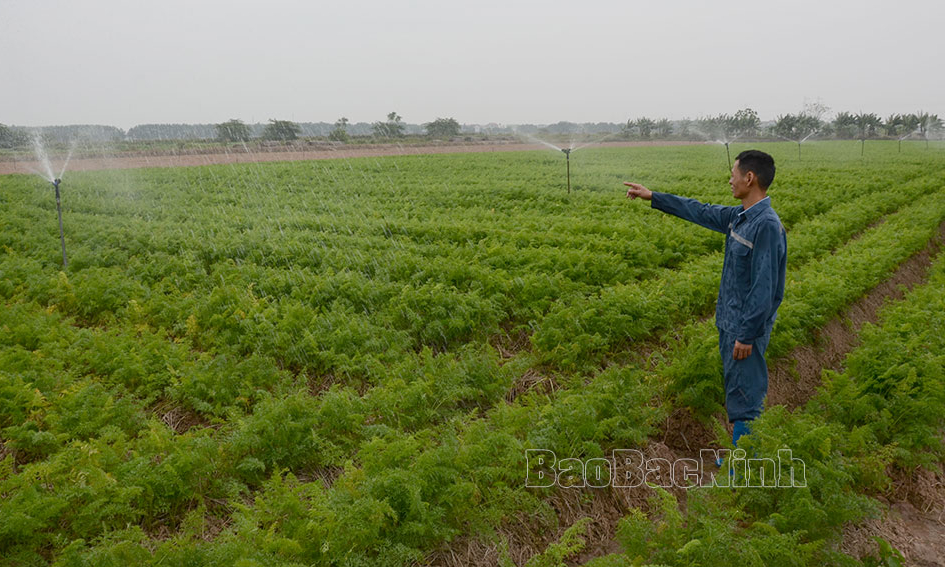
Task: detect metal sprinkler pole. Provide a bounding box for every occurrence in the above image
[52,178,67,268]
[566,153,571,194]
[725,143,731,170]
[562,148,571,193]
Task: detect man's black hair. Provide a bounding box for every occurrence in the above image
[735,149,776,190]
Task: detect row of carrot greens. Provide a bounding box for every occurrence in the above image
[1,141,943,565]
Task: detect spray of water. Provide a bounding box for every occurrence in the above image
[58,139,79,179]
[519,132,565,152]
[570,131,617,151]
[31,133,56,182]
[690,126,738,146]
[514,130,611,193]
[895,127,921,152]
[689,127,737,168]
[774,128,820,160]
[516,129,615,154]
[29,133,78,182]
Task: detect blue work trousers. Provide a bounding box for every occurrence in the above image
[718,326,771,422]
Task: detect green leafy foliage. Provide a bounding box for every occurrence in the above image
[524,516,592,567]
[1,142,944,565]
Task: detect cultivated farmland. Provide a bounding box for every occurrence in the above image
[1,141,944,565]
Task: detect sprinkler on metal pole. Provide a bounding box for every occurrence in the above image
[561,148,571,193]
[725,142,731,170]
[52,178,67,268]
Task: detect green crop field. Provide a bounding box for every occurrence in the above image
[1,141,944,566]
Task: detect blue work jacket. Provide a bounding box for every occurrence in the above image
[651,192,787,344]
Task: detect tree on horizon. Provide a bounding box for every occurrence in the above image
[262,119,301,141]
[372,112,406,138]
[216,119,252,142]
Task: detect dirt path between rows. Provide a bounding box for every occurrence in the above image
[0,140,702,176]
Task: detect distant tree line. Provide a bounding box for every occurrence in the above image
[0,123,30,149]
[3,108,942,150]
[622,106,943,143]
[771,108,941,143]
[0,124,125,146]
[216,113,462,143]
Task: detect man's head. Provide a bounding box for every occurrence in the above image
[730,150,775,199]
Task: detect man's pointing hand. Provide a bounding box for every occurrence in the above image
[624,182,653,200]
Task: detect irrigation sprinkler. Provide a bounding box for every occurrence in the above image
[518,131,614,193]
[561,148,571,194]
[798,130,818,160]
[896,127,920,153]
[691,126,735,170]
[52,178,68,268]
[776,135,801,161]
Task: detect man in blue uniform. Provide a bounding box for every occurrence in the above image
[624,150,787,450]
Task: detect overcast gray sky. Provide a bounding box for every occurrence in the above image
[2,0,942,129]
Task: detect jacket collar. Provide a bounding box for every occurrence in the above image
[738,196,771,221]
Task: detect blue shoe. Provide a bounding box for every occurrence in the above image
[732,420,751,448]
[730,420,755,484]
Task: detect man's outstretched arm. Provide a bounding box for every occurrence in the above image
[625,182,734,234]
